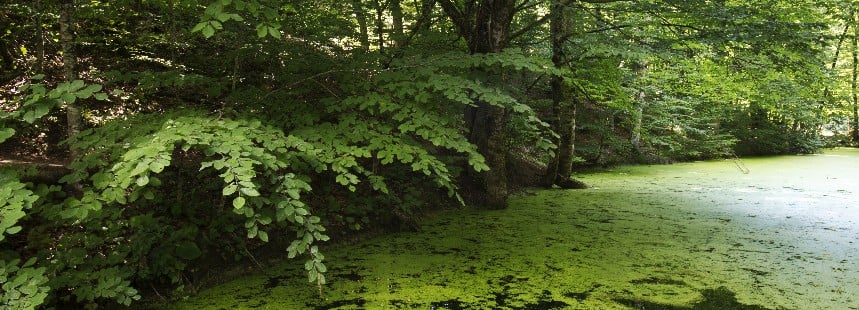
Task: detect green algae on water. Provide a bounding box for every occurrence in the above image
[165,148,859,309]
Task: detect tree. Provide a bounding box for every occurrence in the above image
[436,0,518,208]
[543,0,585,188]
[0,0,848,308]
[852,10,859,143]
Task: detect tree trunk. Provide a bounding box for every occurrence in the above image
[372,0,386,53]
[542,0,585,189]
[439,0,516,209]
[822,22,849,106]
[35,0,47,73]
[60,0,81,159]
[390,0,404,47]
[352,0,370,50]
[852,11,859,144]
[631,96,643,150]
[415,0,436,32]
[630,62,647,157]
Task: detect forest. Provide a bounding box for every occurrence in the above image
[1,0,857,308]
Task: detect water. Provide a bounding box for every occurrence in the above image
[166,148,859,309]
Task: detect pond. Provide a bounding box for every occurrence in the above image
[166,148,859,309]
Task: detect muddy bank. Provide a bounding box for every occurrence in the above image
[163,148,859,309]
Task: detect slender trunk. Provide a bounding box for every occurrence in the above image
[372,0,386,53]
[544,0,586,188]
[820,21,850,124]
[630,63,647,156]
[399,0,436,47]
[631,94,644,151]
[60,0,81,158]
[36,0,46,72]
[831,23,850,72]
[852,11,859,143]
[390,0,404,47]
[416,0,436,32]
[352,0,370,50]
[544,0,576,187]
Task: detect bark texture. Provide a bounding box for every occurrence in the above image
[60,0,81,159]
[543,0,584,189]
[390,0,404,47]
[439,0,516,209]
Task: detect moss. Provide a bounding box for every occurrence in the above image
[162,148,859,309]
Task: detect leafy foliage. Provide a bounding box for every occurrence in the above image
[0,0,848,308]
[0,173,51,309]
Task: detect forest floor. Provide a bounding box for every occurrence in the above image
[155,148,859,309]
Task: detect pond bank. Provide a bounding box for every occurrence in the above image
[163,148,859,309]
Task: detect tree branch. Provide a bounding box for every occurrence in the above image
[436,0,471,40]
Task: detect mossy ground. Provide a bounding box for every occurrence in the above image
[164,149,859,309]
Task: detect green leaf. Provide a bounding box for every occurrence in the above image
[258,230,268,242]
[61,92,77,104]
[69,80,85,90]
[175,241,202,260]
[136,175,149,187]
[314,261,327,273]
[232,196,246,209]
[94,93,109,101]
[268,27,281,39]
[202,25,215,38]
[5,226,22,235]
[149,161,166,173]
[191,22,207,33]
[240,187,260,197]
[216,12,231,22]
[91,172,112,189]
[223,184,238,196]
[256,24,267,38]
[0,128,14,143]
[77,84,102,99]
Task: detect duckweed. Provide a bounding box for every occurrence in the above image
[167,149,859,309]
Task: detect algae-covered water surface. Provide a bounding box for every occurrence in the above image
[168,149,859,309]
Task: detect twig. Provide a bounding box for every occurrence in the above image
[150,282,168,303]
[243,245,266,271]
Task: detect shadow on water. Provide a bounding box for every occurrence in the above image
[312,298,367,310]
[426,287,760,310]
[615,287,768,310]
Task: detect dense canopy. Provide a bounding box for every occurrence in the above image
[1,0,857,308]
